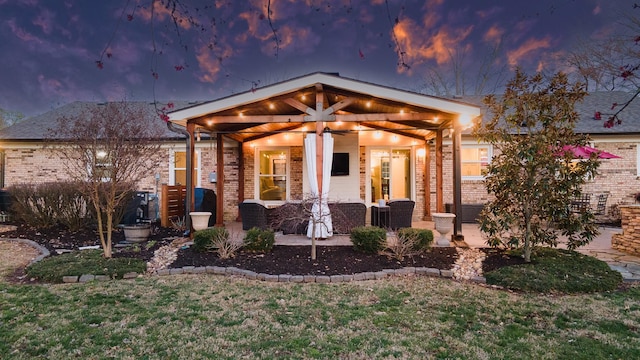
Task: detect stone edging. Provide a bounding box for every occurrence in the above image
[62,266,487,284]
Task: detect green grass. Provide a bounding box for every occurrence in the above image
[25,250,146,283]
[1,276,639,359]
[485,247,623,293]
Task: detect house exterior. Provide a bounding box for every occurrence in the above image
[1,73,639,230]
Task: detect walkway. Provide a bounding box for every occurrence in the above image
[236,221,640,282]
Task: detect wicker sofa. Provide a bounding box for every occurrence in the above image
[328,200,367,234]
[238,199,272,230]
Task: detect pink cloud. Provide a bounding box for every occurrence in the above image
[593,5,602,15]
[483,25,504,44]
[195,43,234,83]
[507,37,552,67]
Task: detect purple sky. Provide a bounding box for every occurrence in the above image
[0,0,633,117]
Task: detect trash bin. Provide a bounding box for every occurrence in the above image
[194,188,216,227]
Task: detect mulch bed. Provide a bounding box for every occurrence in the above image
[1,223,528,280]
[171,245,459,276]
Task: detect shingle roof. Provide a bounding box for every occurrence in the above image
[0,101,203,141]
[458,91,640,135]
[3,92,640,141]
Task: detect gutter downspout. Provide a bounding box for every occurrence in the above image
[166,121,192,232]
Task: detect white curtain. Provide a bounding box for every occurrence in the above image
[304,133,334,238]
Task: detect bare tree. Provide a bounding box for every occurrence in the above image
[0,108,24,129]
[47,101,164,258]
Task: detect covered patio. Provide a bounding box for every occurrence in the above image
[168,72,481,238]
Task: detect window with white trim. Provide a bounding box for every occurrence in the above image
[256,148,288,201]
[169,150,201,186]
[461,145,491,179]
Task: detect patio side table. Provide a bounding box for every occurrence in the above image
[371,204,390,228]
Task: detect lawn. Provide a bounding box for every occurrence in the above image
[1,275,639,359]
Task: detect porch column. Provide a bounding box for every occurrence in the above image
[236,141,244,222]
[423,140,431,220]
[186,122,195,232]
[452,125,463,238]
[216,135,224,226]
[435,129,443,213]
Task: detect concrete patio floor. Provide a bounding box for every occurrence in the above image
[225,220,640,282]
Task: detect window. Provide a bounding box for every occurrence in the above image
[461,145,491,179]
[169,150,201,186]
[256,148,288,201]
[88,149,112,182]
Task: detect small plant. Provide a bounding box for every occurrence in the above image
[350,226,386,254]
[398,228,433,251]
[170,216,186,231]
[192,227,241,259]
[145,240,157,250]
[243,227,275,252]
[383,228,434,261]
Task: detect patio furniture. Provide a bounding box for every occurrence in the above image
[270,201,308,234]
[570,193,591,213]
[238,199,271,230]
[370,204,390,228]
[329,200,366,234]
[594,193,609,215]
[387,198,415,230]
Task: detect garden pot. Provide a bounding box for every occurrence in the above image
[190,211,212,231]
[432,213,456,246]
[122,223,151,243]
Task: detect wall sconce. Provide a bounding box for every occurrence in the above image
[196,129,201,142]
[417,148,426,158]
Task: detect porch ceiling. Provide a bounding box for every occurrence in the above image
[170,73,479,143]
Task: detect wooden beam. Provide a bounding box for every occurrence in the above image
[424,140,431,220]
[283,98,315,115]
[187,122,196,214]
[436,129,443,213]
[335,113,446,122]
[242,123,305,142]
[360,122,430,141]
[322,97,355,116]
[198,114,307,125]
[216,135,224,226]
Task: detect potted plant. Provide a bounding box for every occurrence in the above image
[190,211,212,231]
[122,223,151,243]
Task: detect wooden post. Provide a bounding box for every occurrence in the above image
[436,129,443,213]
[216,134,224,226]
[186,122,196,214]
[236,141,244,222]
[423,140,431,220]
[161,184,169,227]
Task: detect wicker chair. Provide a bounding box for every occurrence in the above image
[238,199,271,230]
[329,201,366,234]
[388,198,415,230]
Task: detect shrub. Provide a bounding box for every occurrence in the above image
[484,247,623,293]
[244,227,275,252]
[398,228,433,251]
[383,228,434,261]
[350,226,386,254]
[192,227,241,259]
[193,227,229,252]
[8,182,91,230]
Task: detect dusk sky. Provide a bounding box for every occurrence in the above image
[0,0,635,117]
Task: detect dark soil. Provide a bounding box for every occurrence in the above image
[172,245,459,276]
[1,222,528,278]
[0,222,182,260]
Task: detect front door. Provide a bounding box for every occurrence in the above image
[370,148,411,202]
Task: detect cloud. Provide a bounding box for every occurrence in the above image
[506,36,552,67]
[195,43,234,83]
[7,18,42,43]
[137,1,192,30]
[394,17,474,69]
[33,8,55,34]
[593,5,601,15]
[483,25,504,44]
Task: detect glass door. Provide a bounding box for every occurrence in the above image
[370,148,411,202]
